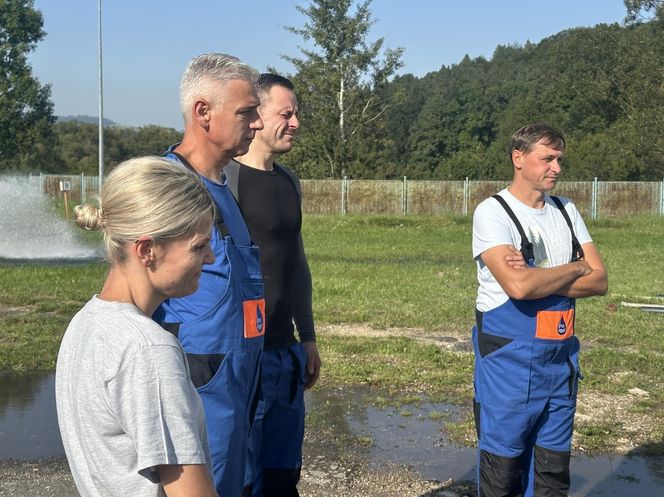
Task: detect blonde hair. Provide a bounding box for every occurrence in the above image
[75,156,215,264]
[179,53,259,122]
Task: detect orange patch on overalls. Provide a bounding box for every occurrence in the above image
[535,309,575,340]
[243,298,266,339]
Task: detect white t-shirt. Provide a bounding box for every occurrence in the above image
[472,188,592,312]
[56,296,211,497]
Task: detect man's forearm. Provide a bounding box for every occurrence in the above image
[557,242,608,298]
[292,269,315,342]
[556,268,608,298]
[507,261,590,300]
[292,232,315,341]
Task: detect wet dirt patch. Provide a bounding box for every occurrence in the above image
[321,323,473,353]
[299,385,664,496]
[321,323,664,456]
[301,458,472,497]
[1,373,663,496]
[300,386,476,497]
[0,458,76,497]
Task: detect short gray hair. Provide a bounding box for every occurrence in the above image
[179,53,259,122]
[74,156,215,264]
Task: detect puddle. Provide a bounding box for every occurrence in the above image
[1,373,663,496]
[570,454,664,496]
[0,372,64,459]
[305,387,664,497]
[305,387,476,483]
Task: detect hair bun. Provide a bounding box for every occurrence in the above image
[74,204,103,231]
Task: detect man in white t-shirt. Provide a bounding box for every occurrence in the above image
[471,123,608,497]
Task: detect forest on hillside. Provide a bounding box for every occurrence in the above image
[378,19,664,181]
[2,0,663,180]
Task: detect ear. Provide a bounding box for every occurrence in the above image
[193,99,211,128]
[512,150,524,170]
[134,237,155,268]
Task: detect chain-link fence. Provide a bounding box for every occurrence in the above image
[18,173,664,219]
[301,177,664,218]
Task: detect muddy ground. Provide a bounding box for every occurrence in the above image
[320,324,662,455]
[299,425,475,497]
[0,324,658,496]
[0,444,474,497]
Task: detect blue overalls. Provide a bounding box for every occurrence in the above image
[473,195,584,497]
[155,151,265,497]
[223,161,309,496]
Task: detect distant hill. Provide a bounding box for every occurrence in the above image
[57,115,117,126]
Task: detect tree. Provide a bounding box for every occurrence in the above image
[624,0,664,24]
[276,1,663,180]
[0,0,56,172]
[52,122,183,175]
[53,122,100,175]
[284,0,403,178]
[398,19,664,181]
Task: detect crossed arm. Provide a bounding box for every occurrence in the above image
[481,242,608,300]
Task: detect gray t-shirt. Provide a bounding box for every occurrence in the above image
[56,296,211,497]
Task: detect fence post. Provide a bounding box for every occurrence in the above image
[39,172,43,195]
[341,176,348,215]
[463,177,469,216]
[402,176,408,215]
[80,173,85,203]
[591,177,598,220]
[660,179,664,216]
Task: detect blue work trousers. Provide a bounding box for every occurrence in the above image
[245,342,307,497]
[473,296,581,497]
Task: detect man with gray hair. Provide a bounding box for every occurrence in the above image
[154,53,265,497]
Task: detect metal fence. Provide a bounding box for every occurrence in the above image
[303,177,664,219]
[24,173,100,206]
[24,173,664,219]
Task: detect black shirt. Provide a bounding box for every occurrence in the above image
[235,162,303,349]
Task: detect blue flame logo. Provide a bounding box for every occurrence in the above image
[256,306,264,332]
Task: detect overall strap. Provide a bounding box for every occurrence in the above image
[550,196,585,261]
[164,150,230,238]
[492,194,535,265]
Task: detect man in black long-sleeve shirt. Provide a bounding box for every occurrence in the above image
[228,74,320,497]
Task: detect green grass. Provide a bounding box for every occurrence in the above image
[306,215,475,333]
[1,213,663,454]
[303,214,664,454]
[0,264,107,369]
[316,334,473,404]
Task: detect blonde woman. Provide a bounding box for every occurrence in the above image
[56,157,218,497]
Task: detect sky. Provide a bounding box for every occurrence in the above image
[29,0,629,131]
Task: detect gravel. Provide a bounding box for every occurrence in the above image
[0,453,475,497]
